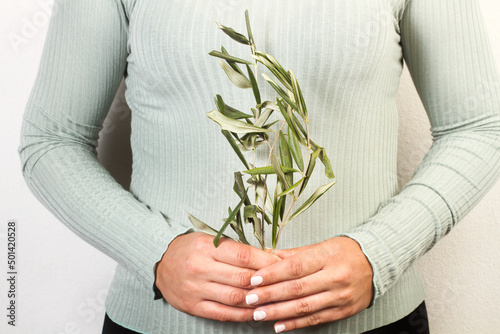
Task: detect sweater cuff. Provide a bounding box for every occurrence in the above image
[337,184,453,304]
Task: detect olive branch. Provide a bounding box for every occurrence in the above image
[188,10,336,252]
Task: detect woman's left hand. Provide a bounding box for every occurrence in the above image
[245,237,374,333]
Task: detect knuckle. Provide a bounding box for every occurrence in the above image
[289,258,304,276]
[288,280,304,297]
[184,261,202,275]
[214,310,231,322]
[236,248,252,267]
[337,288,354,305]
[228,289,245,305]
[193,235,210,252]
[233,270,251,287]
[294,300,312,315]
[306,313,322,327]
[338,266,354,283]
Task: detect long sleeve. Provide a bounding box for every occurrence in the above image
[18,0,191,297]
[342,0,500,302]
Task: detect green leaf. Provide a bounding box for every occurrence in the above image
[246,64,261,105]
[254,108,273,128]
[318,148,335,179]
[209,50,252,64]
[229,210,250,245]
[287,180,337,223]
[289,70,308,120]
[188,213,233,239]
[245,10,255,46]
[215,95,253,119]
[300,149,321,195]
[243,165,300,175]
[247,175,274,216]
[252,53,293,91]
[291,111,307,138]
[271,153,290,189]
[278,131,294,186]
[221,130,250,169]
[220,46,245,75]
[214,196,246,247]
[288,127,304,171]
[216,22,251,45]
[272,181,284,249]
[277,99,305,145]
[218,60,252,89]
[232,171,251,204]
[257,101,280,111]
[261,73,299,110]
[276,177,304,198]
[243,205,263,248]
[207,109,271,134]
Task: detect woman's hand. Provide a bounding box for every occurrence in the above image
[245,237,374,332]
[155,232,280,322]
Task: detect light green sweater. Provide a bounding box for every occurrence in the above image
[19,0,500,333]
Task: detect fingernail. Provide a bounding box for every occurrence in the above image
[251,276,263,286]
[246,294,259,305]
[275,324,286,333]
[253,310,267,321]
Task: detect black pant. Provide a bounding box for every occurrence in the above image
[102,301,430,334]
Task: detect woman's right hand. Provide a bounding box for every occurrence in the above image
[155,232,280,322]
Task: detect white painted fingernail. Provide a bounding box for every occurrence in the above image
[251,276,263,286]
[275,324,286,333]
[253,310,267,321]
[246,294,259,305]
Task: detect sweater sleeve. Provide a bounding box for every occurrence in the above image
[18,0,192,298]
[340,0,500,303]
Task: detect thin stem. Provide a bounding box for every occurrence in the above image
[260,174,268,250]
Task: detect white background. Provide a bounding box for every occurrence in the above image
[1,0,499,333]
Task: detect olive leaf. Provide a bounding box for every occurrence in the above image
[289,70,308,120]
[214,196,247,247]
[261,73,299,110]
[245,10,255,46]
[278,131,294,186]
[207,109,272,134]
[209,50,253,64]
[188,213,233,239]
[286,180,337,223]
[230,210,250,244]
[215,95,253,119]
[288,127,304,171]
[218,60,252,89]
[216,22,251,45]
[243,165,299,175]
[276,177,304,198]
[246,64,261,105]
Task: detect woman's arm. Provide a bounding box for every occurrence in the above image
[243,0,500,331]
[347,0,500,301]
[18,1,279,316]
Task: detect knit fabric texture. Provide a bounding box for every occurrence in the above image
[19,0,500,333]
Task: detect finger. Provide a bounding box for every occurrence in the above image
[273,243,315,259]
[193,300,255,323]
[250,247,326,286]
[213,238,281,270]
[245,270,330,305]
[206,261,256,289]
[273,307,350,333]
[252,291,336,322]
[200,282,254,308]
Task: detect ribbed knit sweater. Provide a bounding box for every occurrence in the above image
[19,0,500,333]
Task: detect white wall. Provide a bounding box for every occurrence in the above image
[0,1,499,333]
